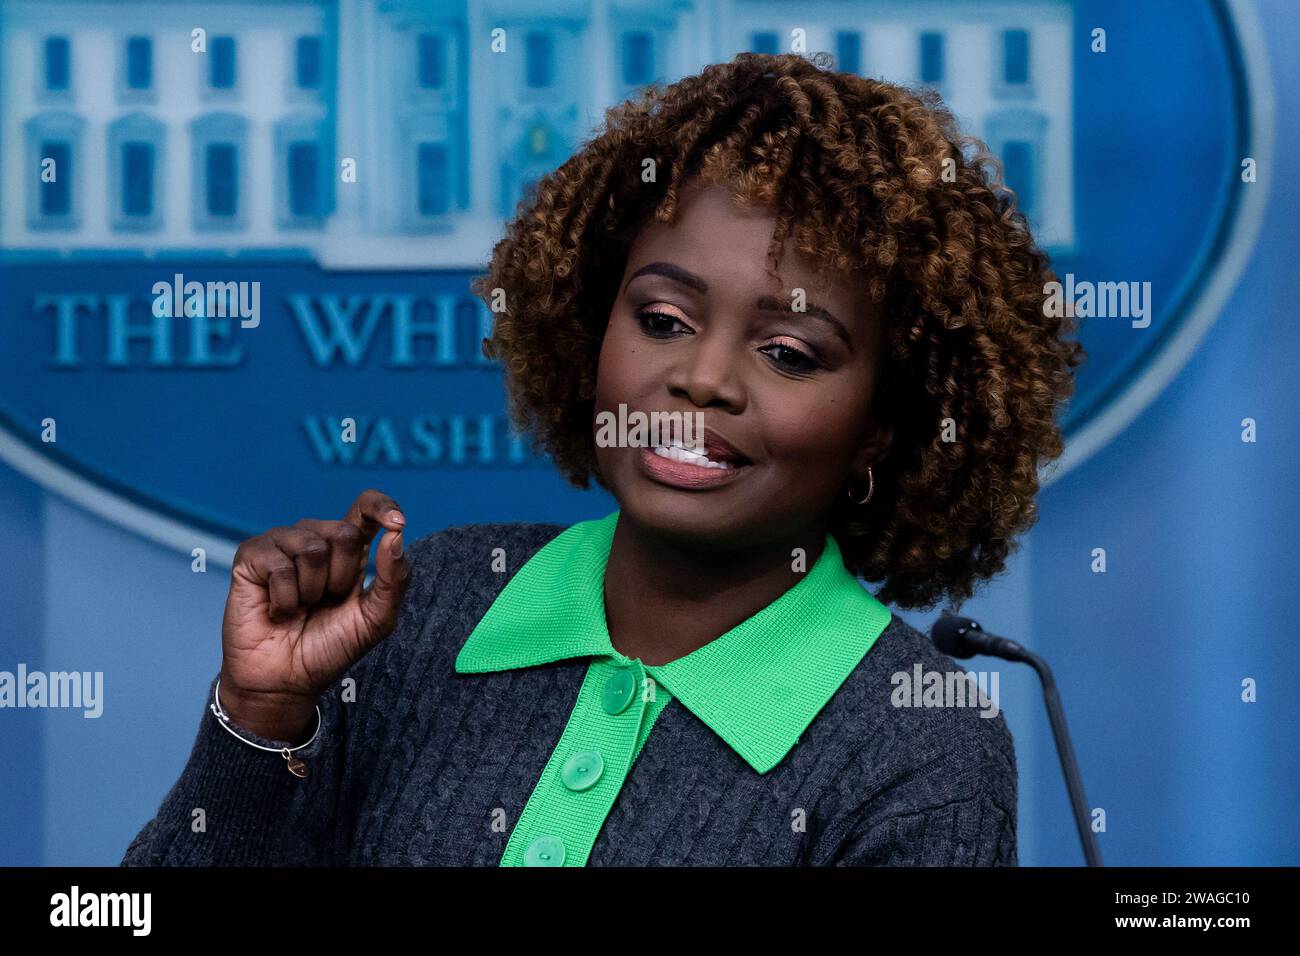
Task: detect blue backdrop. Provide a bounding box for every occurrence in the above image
[1,0,1295,866]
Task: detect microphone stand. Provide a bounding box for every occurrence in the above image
[933,613,1102,866]
[1021,647,1103,867]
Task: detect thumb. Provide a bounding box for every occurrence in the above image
[356,529,410,643]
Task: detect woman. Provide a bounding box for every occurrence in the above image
[122,52,1083,867]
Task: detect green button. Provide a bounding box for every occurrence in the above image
[523,835,566,866]
[560,749,604,791]
[602,667,637,714]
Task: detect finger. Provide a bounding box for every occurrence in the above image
[357,528,410,644]
[292,518,367,602]
[341,488,405,547]
[234,536,302,623]
[266,526,331,609]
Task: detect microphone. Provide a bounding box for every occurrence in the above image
[931,612,1103,867]
[932,613,1033,663]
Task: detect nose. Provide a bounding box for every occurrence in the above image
[663,325,746,410]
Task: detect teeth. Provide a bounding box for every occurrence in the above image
[652,441,735,470]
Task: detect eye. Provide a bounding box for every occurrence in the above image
[634,308,822,374]
[759,341,822,373]
[635,308,691,338]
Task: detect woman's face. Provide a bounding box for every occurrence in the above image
[594,180,892,553]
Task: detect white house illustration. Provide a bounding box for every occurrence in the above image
[0,0,1073,268]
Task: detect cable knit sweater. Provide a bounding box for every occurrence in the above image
[121,520,1018,866]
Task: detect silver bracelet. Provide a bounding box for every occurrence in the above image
[210,676,321,778]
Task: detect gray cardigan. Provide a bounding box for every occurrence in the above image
[121,520,1017,866]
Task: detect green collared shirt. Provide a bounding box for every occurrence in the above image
[454,509,891,866]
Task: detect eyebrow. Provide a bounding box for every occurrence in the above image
[623,261,854,350]
[625,261,708,294]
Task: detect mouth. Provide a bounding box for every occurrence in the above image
[638,443,753,490]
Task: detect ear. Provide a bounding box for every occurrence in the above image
[851,416,893,476]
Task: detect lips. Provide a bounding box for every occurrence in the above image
[638,446,750,490]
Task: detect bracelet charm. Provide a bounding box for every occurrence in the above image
[282,748,309,778]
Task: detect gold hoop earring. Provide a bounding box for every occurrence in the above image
[847,466,874,506]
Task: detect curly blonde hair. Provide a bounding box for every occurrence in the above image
[472,51,1085,610]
